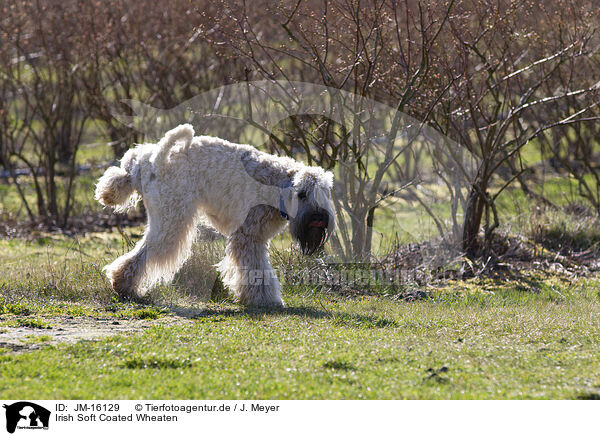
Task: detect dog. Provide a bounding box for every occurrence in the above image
[95,124,335,307]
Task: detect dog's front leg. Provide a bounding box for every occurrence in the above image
[218,235,284,307]
[215,205,286,307]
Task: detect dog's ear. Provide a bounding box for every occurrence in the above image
[314,185,329,210]
[283,185,299,219]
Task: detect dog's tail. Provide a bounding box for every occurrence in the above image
[154,123,195,172]
[95,124,194,212]
[95,164,139,213]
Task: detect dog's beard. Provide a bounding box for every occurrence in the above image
[291,210,330,255]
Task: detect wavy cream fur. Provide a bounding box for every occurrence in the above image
[95,124,335,306]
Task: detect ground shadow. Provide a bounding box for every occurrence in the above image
[168,304,398,329]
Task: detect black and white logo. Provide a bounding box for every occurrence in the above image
[2,402,50,434]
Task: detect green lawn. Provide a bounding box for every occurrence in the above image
[1,207,600,399]
[1,278,600,399]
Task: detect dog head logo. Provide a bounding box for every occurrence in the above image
[2,402,50,434]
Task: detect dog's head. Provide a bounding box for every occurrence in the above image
[283,167,335,255]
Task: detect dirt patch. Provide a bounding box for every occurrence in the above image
[0,314,193,353]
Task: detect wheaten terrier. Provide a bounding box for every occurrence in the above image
[95,124,335,306]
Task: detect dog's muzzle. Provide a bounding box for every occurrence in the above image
[301,211,330,255]
[308,213,327,228]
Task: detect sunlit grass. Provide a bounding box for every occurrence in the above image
[0,230,599,399]
[0,286,599,399]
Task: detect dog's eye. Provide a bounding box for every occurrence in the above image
[297,191,307,200]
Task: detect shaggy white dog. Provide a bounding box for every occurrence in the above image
[95,124,335,307]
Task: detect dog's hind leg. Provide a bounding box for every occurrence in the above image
[217,205,285,307]
[105,190,200,299]
[104,236,149,299]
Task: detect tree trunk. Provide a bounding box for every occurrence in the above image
[462,178,488,257]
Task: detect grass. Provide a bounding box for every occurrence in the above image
[2,177,600,398]
[21,334,52,344]
[1,229,600,400]
[14,318,52,329]
[530,211,600,254]
[113,307,166,320]
[0,286,599,399]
